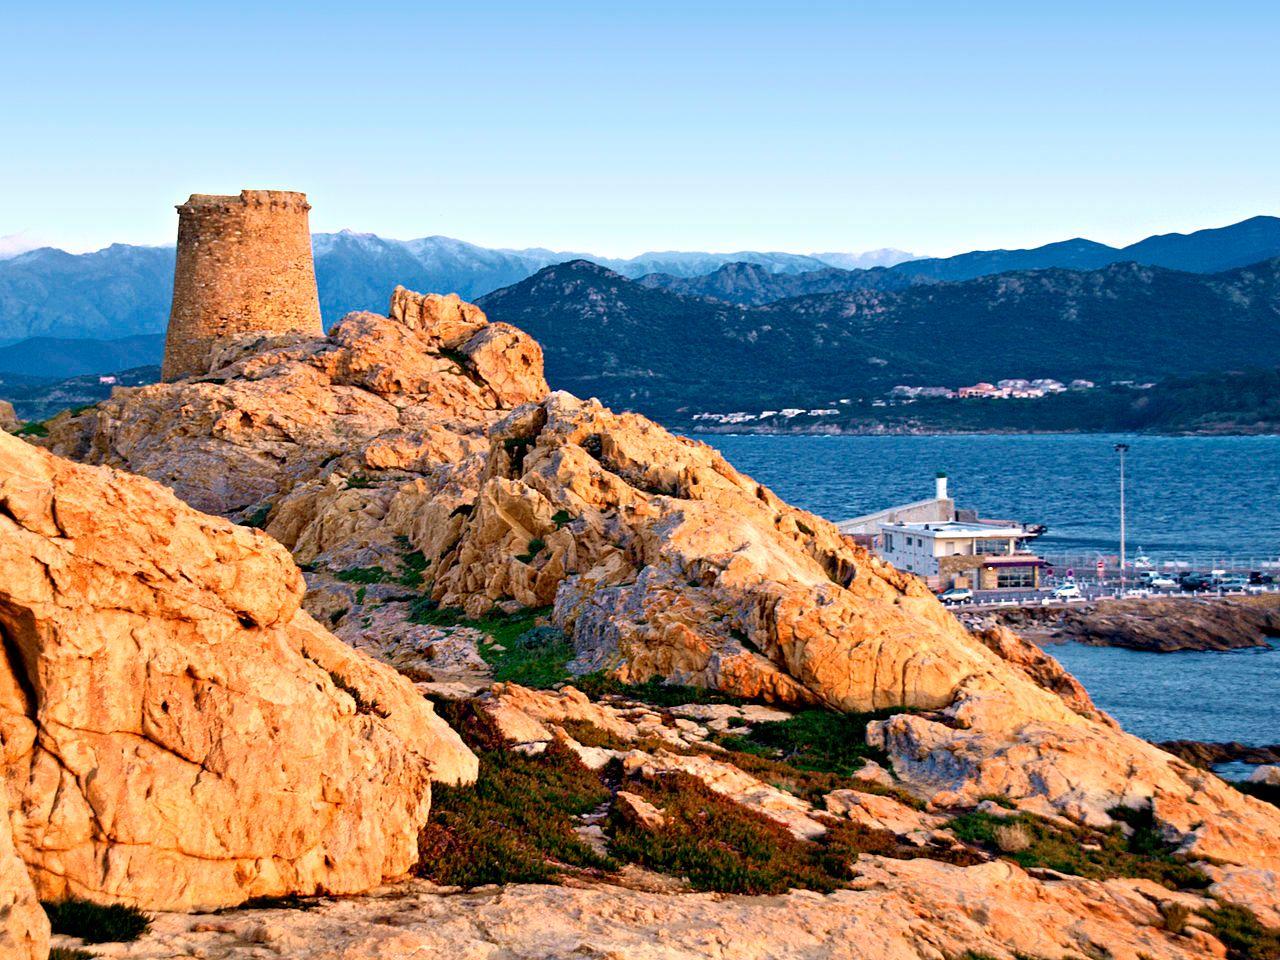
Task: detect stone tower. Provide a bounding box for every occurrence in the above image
[161,190,324,381]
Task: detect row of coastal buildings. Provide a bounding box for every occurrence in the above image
[838,474,1046,591]
[890,378,1095,400]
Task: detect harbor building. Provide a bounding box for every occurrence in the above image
[838,474,1045,590]
[878,520,1043,590]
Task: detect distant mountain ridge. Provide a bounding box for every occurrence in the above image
[0,235,912,344]
[3,215,1276,344]
[637,261,930,305]
[476,256,1280,418]
[884,215,1280,282]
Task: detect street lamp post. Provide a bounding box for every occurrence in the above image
[1115,442,1129,593]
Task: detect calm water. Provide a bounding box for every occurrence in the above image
[1048,641,1279,746]
[703,433,1280,561]
[699,434,1280,746]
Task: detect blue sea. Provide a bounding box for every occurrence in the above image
[700,434,1280,748]
[703,433,1280,563]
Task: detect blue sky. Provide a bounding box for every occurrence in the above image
[2,1,1277,256]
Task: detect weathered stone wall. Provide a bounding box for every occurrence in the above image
[161,190,323,380]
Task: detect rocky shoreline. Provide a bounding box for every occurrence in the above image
[964,593,1280,652]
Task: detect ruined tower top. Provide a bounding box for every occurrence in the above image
[161,189,324,381]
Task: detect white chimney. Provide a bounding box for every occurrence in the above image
[935,473,948,500]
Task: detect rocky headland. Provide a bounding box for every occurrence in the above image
[3,287,1278,958]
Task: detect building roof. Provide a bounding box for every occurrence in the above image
[881,520,1025,538]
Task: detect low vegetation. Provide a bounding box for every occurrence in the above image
[335,565,389,585]
[573,672,744,706]
[42,898,152,943]
[407,602,573,686]
[416,701,614,886]
[607,770,848,894]
[947,806,1209,890]
[1199,902,1280,960]
[718,709,898,777]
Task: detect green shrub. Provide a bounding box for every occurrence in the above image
[398,549,428,587]
[1199,902,1280,959]
[416,708,614,887]
[335,566,389,584]
[551,509,572,529]
[241,504,272,529]
[42,899,151,943]
[15,421,49,437]
[573,673,744,707]
[516,538,546,564]
[717,708,899,777]
[344,473,376,489]
[948,808,1209,890]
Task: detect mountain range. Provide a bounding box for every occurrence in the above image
[476,256,1280,418]
[1,215,1276,346]
[0,234,917,344]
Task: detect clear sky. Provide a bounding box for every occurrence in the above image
[2,1,1277,256]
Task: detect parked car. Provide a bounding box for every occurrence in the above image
[1052,583,1083,600]
[1249,572,1275,585]
[1217,575,1249,593]
[938,587,974,606]
[1179,573,1213,592]
[1148,574,1178,589]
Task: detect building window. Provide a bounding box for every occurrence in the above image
[884,534,894,551]
[976,538,1010,556]
[996,566,1036,588]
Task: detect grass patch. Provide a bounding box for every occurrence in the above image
[717,709,899,778]
[574,673,745,707]
[516,537,546,564]
[947,806,1209,890]
[416,702,614,887]
[1199,902,1280,960]
[486,623,574,688]
[406,603,570,687]
[398,549,428,587]
[335,566,389,584]
[241,503,271,529]
[42,899,151,943]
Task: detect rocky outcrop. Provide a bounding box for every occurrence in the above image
[1159,739,1280,769]
[0,781,47,960]
[0,430,476,912]
[969,624,1105,721]
[975,594,1280,651]
[35,287,1280,911]
[0,399,18,433]
[79,868,1222,960]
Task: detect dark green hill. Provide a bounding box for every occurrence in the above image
[479,258,1280,419]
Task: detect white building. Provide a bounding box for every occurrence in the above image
[878,520,1043,590]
